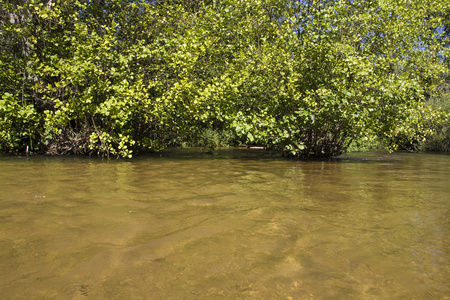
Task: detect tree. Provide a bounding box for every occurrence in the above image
[1,0,449,158]
[225,0,450,157]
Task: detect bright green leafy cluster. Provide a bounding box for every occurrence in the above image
[1,0,449,157]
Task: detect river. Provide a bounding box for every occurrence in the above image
[0,150,449,299]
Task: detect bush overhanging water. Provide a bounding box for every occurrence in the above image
[1,0,449,157]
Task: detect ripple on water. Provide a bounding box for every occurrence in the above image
[0,151,449,298]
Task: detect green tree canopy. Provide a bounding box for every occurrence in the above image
[1,0,449,157]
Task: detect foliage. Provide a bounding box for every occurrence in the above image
[1,0,449,157]
[418,86,450,152]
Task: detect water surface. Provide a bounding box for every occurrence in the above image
[0,150,449,299]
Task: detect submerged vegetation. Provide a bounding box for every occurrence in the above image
[1,0,449,158]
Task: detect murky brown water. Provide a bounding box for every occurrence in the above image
[0,149,449,299]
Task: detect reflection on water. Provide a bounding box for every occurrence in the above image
[0,150,449,299]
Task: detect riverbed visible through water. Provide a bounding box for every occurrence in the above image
[0,149,449,299]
